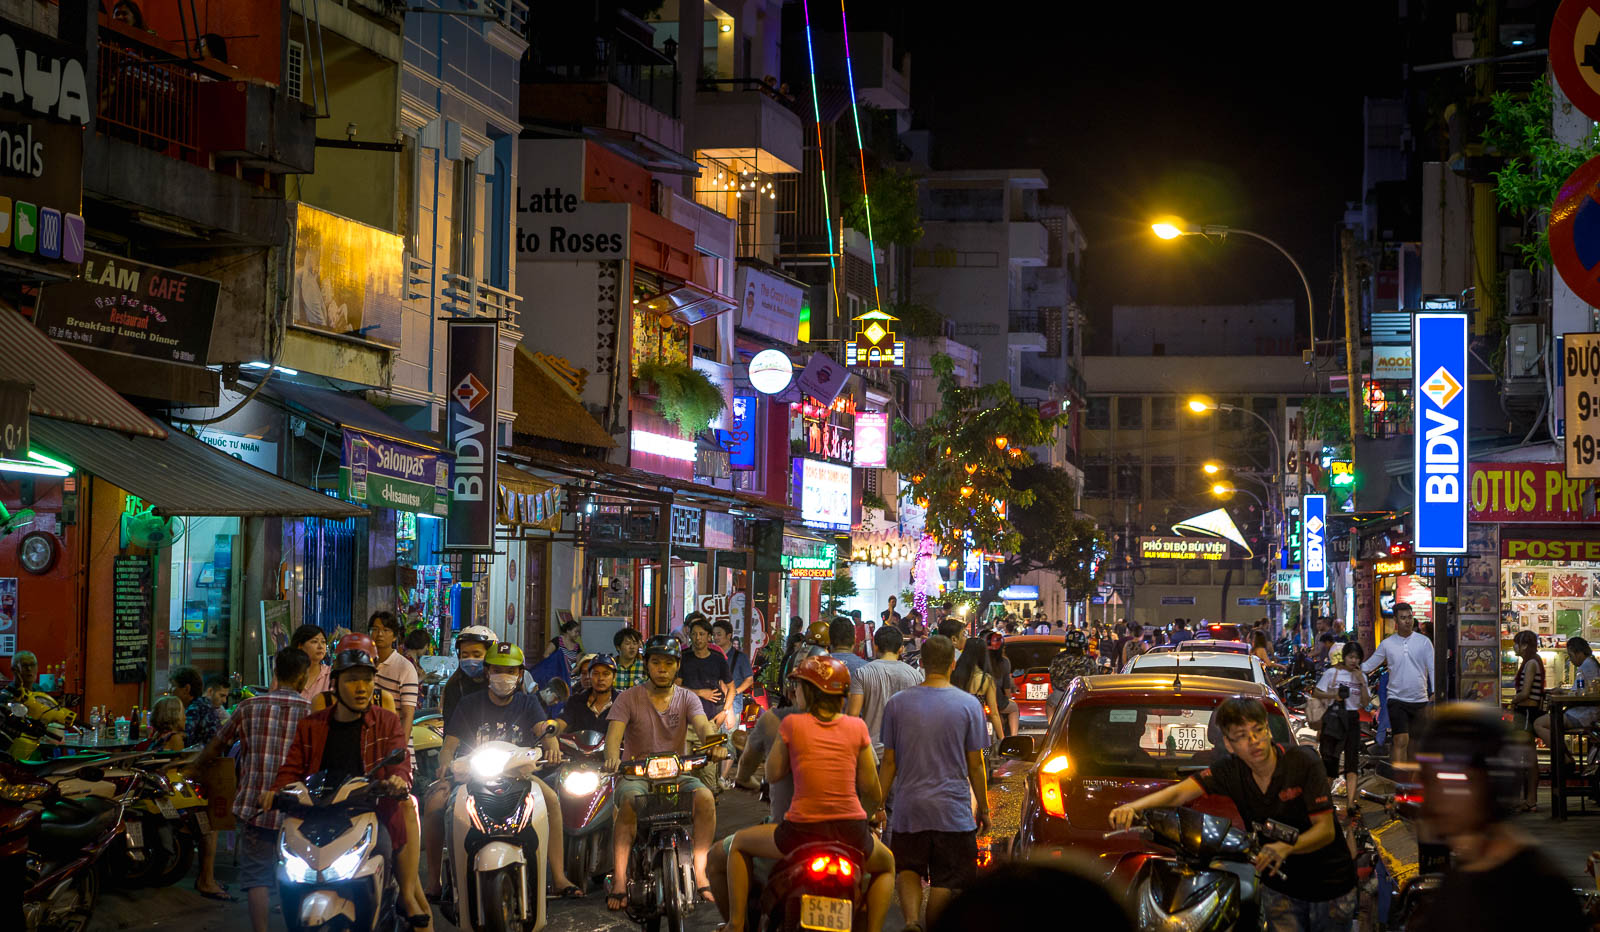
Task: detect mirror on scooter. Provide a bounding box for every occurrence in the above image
[539,679,570,708]
[6,702,27,718]
[364,747,407,780]
[996,735,1037,761]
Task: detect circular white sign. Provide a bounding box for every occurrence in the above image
[748,349,794,394]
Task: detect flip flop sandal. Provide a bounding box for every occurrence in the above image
[697,886,717,905]
[197,890,237,903]
[555,885,583,899]
[607,892,628,911]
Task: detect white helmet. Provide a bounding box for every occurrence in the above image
[455,625,498,649]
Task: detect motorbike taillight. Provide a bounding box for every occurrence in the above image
[808,856,853,878]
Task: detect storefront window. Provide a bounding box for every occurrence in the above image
[167,516,241,680]
[398,514,453,645]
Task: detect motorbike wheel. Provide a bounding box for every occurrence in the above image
[148,824,197,888]
[479,867,521,932]
[566,835,591,893]
[58,861,99,932]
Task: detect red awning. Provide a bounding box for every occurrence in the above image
[0,307,166,438]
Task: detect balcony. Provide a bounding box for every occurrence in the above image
[1008,311,1046,354]
[807,32,910,110]
[523,9,682,152]
[1016,266,1073,310]
[691,78,804,174]
[440,272,524,338]
[1008,221,1048,266]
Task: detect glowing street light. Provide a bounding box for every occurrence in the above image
[1151,221,1186,240]
[1187,396,1215,414]
[1202,461,1223,476]
[1150,216,1316,358]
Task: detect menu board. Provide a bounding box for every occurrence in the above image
[112,555,153,684]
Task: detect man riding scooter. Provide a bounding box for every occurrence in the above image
[422,625,498,901]
[603,636,728,913]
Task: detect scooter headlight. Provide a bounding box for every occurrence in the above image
[471,747,512,779]
[562,769,600,796]
[281,850,316,884]
[324,824,374,882]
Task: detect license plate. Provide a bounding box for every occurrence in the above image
[1025,682,1048,700]
[156,798,179,820]
[1170,726,1206,751]
[194,811,210,834]
[125,821,144,847]
[799,894,852,932]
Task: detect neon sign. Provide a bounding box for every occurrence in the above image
[845,308,904,368]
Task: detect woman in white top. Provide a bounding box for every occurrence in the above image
[1314,641,1370,812]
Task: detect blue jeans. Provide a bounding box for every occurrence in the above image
[1261,885,1357,932]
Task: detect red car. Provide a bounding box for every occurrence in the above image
[1001,674,1295,884]
[1001,635,1066,730]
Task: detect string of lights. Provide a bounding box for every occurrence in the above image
[799,0,841,319]
[836,0,882,313]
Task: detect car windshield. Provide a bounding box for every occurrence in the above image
[1058,700,1292,780]
[1131,664,1253,683]
[1005,642,1064,673]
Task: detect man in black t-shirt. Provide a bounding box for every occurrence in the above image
[676,618,733,721]
[1111,698,1357,932]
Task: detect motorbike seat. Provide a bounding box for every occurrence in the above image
[35,796,120,854]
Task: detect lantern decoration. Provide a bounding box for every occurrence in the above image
[994,436,1008,450]
[912,534,937,621]
[964,463,978,476]
[845,309,905,368]
[960,485,974,498]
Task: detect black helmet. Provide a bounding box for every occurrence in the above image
[331,648,376,677]
[642,635,681,662]
[1064,629,1089,651]
[1414,701,1525,820]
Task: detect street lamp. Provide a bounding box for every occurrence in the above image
[1186,396,1281,478]
[1150,219,1317,358]
[1202,460,1222,476]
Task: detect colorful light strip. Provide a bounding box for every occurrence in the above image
[799,0,841,319]
[836,0,882,312]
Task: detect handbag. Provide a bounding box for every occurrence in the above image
[1306,693,1329,727]
[1321,704,1349,742]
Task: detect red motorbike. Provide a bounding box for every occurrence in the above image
[0,754,129,932]
[555,729,614,893]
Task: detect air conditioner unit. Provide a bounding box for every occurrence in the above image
[1505,322,1543,382]
[1505,269,1535,317]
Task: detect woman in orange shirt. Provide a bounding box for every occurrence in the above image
[724,655,895,932]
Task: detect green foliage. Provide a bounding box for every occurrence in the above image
[1298,395,1351,450]
[821,566,858,617]
[1483,77,1600,271]
[638,361,726,438]
[888,354,1064,557]
[890,301,945,338]
[1002,464,1109,603]
[860,489,889,512]
[842,166,924,246]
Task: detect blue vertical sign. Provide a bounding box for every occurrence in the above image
[727,395,757,470]
[1303,493,1327,593]
[1413,312,1469,554]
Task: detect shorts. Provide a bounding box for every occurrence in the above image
[616,775,710,809]
[1512,705,1541,733]
[1319,719,1361,778]
[239,825,280,890]
[890,829,976,890]
[772,818,874,859]
[1565,707,1600,730]
[1387,700,1428,736]
[720,835,773,886]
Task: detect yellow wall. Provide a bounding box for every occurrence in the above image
[288,29,401,233]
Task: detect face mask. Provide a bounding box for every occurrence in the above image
[488,673,519,697]
[458,659,485,678]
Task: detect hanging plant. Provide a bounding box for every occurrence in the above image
[638,360,726,438]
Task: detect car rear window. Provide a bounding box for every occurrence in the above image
[1005,642,1064,673]
[1132,664,1253,683]
[1203,625,1243,641]
[1056,700,1292,780]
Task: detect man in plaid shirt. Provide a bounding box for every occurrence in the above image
[187,648,311,932]
[612,627,646,689]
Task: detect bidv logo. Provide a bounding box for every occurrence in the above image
[1302,494,1327,592]
[1414,314,1468,553]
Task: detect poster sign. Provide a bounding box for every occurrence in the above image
[0,576,15,657]
[854,411,889,469]
[340,429,450,517]
[291,202,405,347]
[445,320,498,551]
[796,352,848,405]
[736,266,803,344]
[793,457,851,531]
[35,251,220,364]
[1413,313,1468,554]
[1303,493,1328,592]
[728,395,758,470]
[1564,332,1600,477]
[197,430,278,472]
[0,380,27,461]
[515,140,629,261]
[112,555,152,684]
[1371,344,1413,380]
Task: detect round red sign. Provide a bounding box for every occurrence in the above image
[1552,0,1600,124]
[1548,153,1600,309]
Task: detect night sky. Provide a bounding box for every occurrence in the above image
[845,1,1409,352]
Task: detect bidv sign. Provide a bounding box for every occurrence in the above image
[1413,313,1468,554]
[445,320,499,551]
[1302,493,1327,593]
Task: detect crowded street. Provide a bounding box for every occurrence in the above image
[9,1,1600,931]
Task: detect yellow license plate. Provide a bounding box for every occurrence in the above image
[800,894,852,932]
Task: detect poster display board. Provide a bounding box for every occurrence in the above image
[112,555,152,684]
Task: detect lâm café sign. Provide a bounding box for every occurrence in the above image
[1469,462,1600,524]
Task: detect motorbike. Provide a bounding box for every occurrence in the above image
[1103,806,1292,932]
[413,713,445,787]
[554,729,613,894]
[0,754,132,932]
[112,751,210,888]
[617,734,728,932]
[751,840,866,932]
[272,747,410,932]
[439,733,554,932]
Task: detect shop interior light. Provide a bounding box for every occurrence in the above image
[630,430,696,462]
[0,450,74,477]
[243,361,300,376]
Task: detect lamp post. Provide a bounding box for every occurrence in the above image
[1190,397,1291,629]
[1152,221,1317,359]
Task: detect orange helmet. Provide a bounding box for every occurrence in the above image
[790,654,851,695]
[337,632,377,657]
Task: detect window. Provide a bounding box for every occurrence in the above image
[1220,396,1245,430]
[1083,461,1110,497]
[1149,464,1176,500]
[1150,396,1176,430]
[1115,461,1141,498]
[286,40,304,103]
[1116,396,1142,430]
[452,159,486,278]
[1055,701,1291,781]
[1086,397,1111,430]
[1251,396,1279,430]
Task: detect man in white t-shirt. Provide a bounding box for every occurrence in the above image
[368,611,420,732]
[1362,602,1433,762]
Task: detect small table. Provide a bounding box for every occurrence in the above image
[48,734,146,757]
[1546,694,1600,820]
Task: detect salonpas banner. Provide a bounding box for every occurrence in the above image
[339,429,450,517]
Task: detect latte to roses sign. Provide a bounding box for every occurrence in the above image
[1468,462,1600,523]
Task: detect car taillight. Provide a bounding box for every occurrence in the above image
[808,855,853,878]
[1037,754,1069,818]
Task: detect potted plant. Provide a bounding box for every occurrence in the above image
[637,360,726,438]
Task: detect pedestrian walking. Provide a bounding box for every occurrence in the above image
[1313,641,1369,812]
[830,616,868,675]
[1112,698,1358,932]
[953,636,1004,743]
[985,631,1019,738]
[877,635,990,931]
[1361,602,1433,762]
[368,611,420,733]
[846,626,923,758]
[678,617,734,724]
[187,648,312,930]
[712,620,755,722]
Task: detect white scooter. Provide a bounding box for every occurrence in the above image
[439,736,552,932]
[273,748,409,932]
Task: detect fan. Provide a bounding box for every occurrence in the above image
[0,502,34,537]
[123,508,187,550]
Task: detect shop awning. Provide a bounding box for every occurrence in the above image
[30,418,367,518]
[0,307,166,438]
[256,379,443,451]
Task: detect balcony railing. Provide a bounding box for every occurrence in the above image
[1008,310,1046,334]
[695,77,802,115]
[97,40,202,160]
[440,271,524,337]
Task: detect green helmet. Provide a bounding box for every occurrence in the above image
[486,642,526,668]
